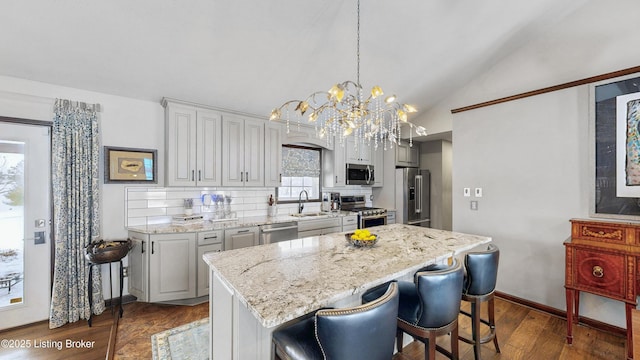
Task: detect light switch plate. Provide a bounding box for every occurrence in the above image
[475,188,483,197]
[470,201,478,210]
[463,188,471,197]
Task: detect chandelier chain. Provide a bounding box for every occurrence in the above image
[356,0,360,88]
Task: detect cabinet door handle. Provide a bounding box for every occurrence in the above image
[141,241,145,254]
[336,176,338,183]
[592,265,604,278]
[198,170,201,181]
[191,170,195,181]
[245,172,249,182]
[241,172,244,182]
[279,173,282,183]
[151,241,155,255]
[237,230,250,233]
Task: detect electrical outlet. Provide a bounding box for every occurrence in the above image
[470,201,478,210]
[475,188,483,197]
[122,266,128,277]
[463,188,471,197]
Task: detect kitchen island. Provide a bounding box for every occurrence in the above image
[203,223,492,359]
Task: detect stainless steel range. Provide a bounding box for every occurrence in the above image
[340,195,387,229]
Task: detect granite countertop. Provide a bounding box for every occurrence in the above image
[203,223,492,328]
[127,211,357,234]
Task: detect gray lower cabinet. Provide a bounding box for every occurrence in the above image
[342,215,358,232]
[297,217,342,238]
[127,234,148,301]
[197,230,223,297]
[224,226,259,250]
[149,232,197,302]
[128,231,197,303]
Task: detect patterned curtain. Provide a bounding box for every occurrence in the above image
[49,99,104,329]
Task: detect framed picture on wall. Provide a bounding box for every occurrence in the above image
[591,73,640,218]
[104,146,157,183]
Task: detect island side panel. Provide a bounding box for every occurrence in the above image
[211,271,233,360]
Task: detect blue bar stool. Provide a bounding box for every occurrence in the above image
[272,282,399,360]
[459,244,501,360]
[394,260,464,359]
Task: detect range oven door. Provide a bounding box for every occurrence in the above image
[360,214,387,229]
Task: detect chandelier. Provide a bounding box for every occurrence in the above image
[269,0,427,151]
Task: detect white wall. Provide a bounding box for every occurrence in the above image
[442,0,640,328]
[0,75,164,301]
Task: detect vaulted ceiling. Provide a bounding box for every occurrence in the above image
[0,0,590,127]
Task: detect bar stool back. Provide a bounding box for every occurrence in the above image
[395,260,464,360]
[272,282,399,360]
[459,244,500,360]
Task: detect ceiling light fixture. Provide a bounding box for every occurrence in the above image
[269,0,426,151]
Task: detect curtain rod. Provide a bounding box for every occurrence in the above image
[55,98,102,113]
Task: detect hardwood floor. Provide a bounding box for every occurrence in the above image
[0,297,626,360]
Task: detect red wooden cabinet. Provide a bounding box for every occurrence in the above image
[565,219,640,360]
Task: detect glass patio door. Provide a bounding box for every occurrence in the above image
[0,122,51,329]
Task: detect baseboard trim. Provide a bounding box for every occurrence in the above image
[495,291,627,338]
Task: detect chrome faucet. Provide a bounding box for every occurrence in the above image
[298,190,309,214]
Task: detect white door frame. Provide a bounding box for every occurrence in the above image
[0,119,52,330]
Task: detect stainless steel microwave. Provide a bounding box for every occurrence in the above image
[346,164,374,185]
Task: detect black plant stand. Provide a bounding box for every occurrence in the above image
[87,259,125,327]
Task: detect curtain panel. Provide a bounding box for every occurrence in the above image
[49,99,103,329]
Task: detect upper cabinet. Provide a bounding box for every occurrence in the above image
[345,137,372,165]
[222,115,264,186]
[323,136,346,187]
[264,122,283,187]
[164,101,222,187]
[163,98,277,188]
[395,142,419,168]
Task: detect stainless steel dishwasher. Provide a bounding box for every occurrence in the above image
[259,222,298,244]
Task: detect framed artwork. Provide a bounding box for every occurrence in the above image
[591,73,640,217]
[616,91,640,197]
[104,146,157,183]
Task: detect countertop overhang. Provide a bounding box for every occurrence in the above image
[203,223,491,328]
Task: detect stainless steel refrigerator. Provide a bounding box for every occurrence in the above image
[395,168,430,227]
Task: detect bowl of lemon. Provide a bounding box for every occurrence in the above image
[346,229,378,248]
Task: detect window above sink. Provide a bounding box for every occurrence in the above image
[277,145,321,204]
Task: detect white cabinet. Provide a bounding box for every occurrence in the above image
[297,217,342,238]
[222,116,264,186]
[127,233,148,302]
[345,138,372,165]
[164,101,222,186]
[264,122,283,187]
[148,233,197,302]
[128,229,223,303]
[323,137,346,187]
[387,210,396,224]
[224,226,260,250]
[342,215,358,232]
[373,146,384,187]
[395,142,419,167]
[197,230,223,297]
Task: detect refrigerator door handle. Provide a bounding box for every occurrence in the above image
[415,175,422,214]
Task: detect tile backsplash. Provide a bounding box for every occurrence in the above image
[125,186,372,227]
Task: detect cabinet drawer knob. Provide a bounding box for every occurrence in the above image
[592,265,604,278]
